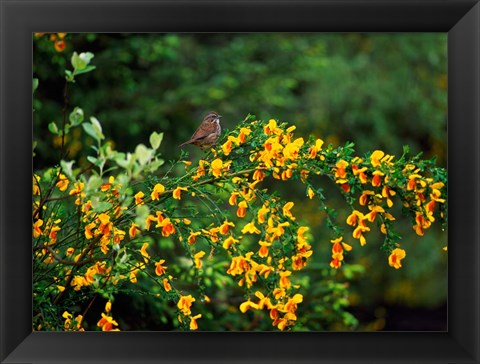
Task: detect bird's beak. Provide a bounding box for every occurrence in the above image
[218,115,222,118]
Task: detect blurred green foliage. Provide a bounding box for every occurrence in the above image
[33,33,447,330]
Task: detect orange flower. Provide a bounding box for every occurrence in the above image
[222,235,239,250]
[151,183,165,200]
[97,313,119,331]
[330,258,342,269]
[155,259,168,276]
[388,248,406,269]
[56,173,69,192]
[188,231,201,245]
[54,39,66,52]
[258,241,272,258]
[139,242,150,263]
[370,150,385,167]
[163,278,172,292]
[253,169,266,181]
[219,220,235,235]
[129,223,141,238]
[33,219,44,238]
[189,314,202,330]
[372,171,384,187]
[210,158,224,177]
[334,160,349,180]
[237,201,248,218]
[194,251,206,269]
[173,186,188,200]
[177,295,195,316]
[134,191,145,205]
[282,201,295,220]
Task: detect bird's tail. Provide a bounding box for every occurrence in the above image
[179,140,191,148]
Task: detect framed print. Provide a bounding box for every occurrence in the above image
[1,0,479,363]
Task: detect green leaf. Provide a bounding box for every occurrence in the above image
[71,52,84,71]
[87,155,99,165]
[65,70,75,82]
[75,65,96,75]
[87,175,103,191]
[48,122,59,135]
[60,160,75,180]
[83,123,98,141]
[89,117,104,140]
[71,52,94,71]
[69,107,84,126]
[79,52,95,65]
[135,144,151,166]
[147,158,165,172]
[93,201,113,213]
[134,204,151,229]
[83,117,104,142]
[149,132,164,150]
[33,78,39,94]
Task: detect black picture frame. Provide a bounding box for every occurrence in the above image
[1,0,479,363]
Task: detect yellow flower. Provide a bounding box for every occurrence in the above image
[237,200,248,218]
[241,221,261,234]
[279,271,292,289]
[221,138,235,156]
[157,217,176,237]
[129,223,140,238]
[33,175,41,195]
[240,299,260,313]
[97,313,119,331]
[134,191,145,205]
[252,169,266,181]
[335,159,349,177]
[219,220,235,235]
[282,201,295,220]
[188,231,201,245]
[155,259,168,276]
[84,221,96,239]
[308,138,324,158]
[257,204,270,224]
[151,183,165,200]
[177,295,195,316]
[229,192,239,206]
[194,251,206,269]
[264,119,282,136]
[267,218,290,238]
[69,181,85,205]
[189,314,202,330]
[283,138,304,160]
[371,171,384,187]
[370,150,385,167]
[33,219,43,238]
[139,242,150,263]
[56,173,69,192]
[105,300,112,313]
[173,186,188,200]
[281,169,293,180]
[210,158,224,177]
[222,235,239,250]
[307,187,315,199]
[388,248,406,269]
[258,240,272,258]
[163,278,172,292]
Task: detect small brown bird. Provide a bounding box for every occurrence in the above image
[179,111,222,149]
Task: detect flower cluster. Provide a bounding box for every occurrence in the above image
[33,113,447,332]
[34,33,67,52]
